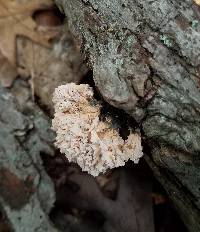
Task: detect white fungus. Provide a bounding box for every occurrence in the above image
[52,83,143,176]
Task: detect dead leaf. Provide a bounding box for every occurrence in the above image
[17,33,88,112]
[0,0,56,66]
[194,0,200,5]
[0,52,18,87]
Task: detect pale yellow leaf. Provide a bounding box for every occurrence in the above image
[194,0,200,6]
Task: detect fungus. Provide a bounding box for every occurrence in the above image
[52,83,143,176]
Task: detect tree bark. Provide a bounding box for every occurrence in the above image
[0,79,57,232]
[57,1,200,231]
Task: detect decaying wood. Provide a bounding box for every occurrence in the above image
[57,1,200,231]
[0,79,57,232]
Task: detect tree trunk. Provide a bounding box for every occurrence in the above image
[56,1,200,231]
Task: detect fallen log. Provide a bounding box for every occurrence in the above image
[57,1,200,231]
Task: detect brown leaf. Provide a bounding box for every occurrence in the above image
[0,168,35,209]
[0,0,56,66]
[0,52,18,87]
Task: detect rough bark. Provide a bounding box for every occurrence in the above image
[0,79,57,232]
[56,1,200,231]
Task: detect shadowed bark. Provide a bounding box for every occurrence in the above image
[56,167,154,232]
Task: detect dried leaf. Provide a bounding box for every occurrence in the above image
[194,0,200,5]
[0,52,18,87]
[0,0,56,66]
[17,33,87,111]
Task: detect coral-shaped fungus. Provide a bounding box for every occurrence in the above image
[52,83,143,176]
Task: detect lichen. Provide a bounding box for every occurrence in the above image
[160,34,173,48]
[52,83,143,176]
[191,20,198,30]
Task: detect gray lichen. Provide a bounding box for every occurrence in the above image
[160,34,173,48]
